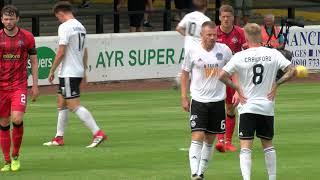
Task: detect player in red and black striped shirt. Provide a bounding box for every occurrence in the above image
[0,5,39,172]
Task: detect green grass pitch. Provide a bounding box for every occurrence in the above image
[1,83,319,180]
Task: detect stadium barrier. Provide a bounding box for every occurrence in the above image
[27,25,319,86]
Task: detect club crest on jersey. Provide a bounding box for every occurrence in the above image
[18,40,24,47]
[216,53,223,60]
[232,37,238,44]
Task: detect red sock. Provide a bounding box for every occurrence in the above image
[225,115,236,143]
[12,122,24,157]
[216,134,224,142]
[0,125,11,163]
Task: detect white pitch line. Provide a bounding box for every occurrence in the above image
[179,147,189,151]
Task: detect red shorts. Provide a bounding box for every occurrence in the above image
[226,86,236,105]
[0,89,27,117]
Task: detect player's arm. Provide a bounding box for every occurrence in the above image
[30,54,39,101]
[27,34,39,101]
[180,70,190,112]
[30,54,38,87]
[219,70,246,104]
[268,64,295,100]
[176,25,186,36]
[219,70,238,91]
[275,64,295,86]
[83,48,88,83]
[48,45,66,83]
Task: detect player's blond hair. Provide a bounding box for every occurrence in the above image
[201,21,216,30]
[244,23,262,43]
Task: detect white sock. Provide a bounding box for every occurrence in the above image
[56,108,69,137]
[264,147,276,180]
[74,106,100,135]
[189,140,203,175]
[240,148,252,180]
[197,142,213,176]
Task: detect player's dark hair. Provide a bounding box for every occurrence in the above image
[193,0,207,11]
[202,21,216,29]
[219,4,234,15]
[53,1,73,14]
[1,5,19,17]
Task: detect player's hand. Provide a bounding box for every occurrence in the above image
[268,83,278,100]
[236,87,247,104]
[232,91,240,106]
[30,85,39,102]
[81,74,88,88]
[83,73,88,85]
[181,97,190,112]
[48,71,55,84]
[242,43,249,50]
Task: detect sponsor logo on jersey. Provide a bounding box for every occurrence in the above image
[2,54,21,60]
[216,53,223,60]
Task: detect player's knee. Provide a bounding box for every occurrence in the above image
[11,117,23,125]
[204,134,215,144]
[226,108,236,116]
[57,106,68,111]
[226,104,235,114]
[261,139,273,149]
[0,118,10,127]
[191,131,205,141]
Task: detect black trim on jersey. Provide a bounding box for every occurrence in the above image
[28,46,37,55]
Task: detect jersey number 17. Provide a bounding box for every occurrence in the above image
[78,32,86,51]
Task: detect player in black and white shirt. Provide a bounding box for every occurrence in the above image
[43,1,107,148]
[219,23,295,180]
[181,21,232,180]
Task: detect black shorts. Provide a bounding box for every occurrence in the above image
[239,113,274,140]
[189,99,226,134]
[58,77,82,99]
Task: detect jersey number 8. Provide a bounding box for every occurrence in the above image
[252,64,264,85]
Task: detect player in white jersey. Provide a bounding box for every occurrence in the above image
[219,23,295,180]
[174,0,210,88]
[181,21,232,180]
[43,1,107,148]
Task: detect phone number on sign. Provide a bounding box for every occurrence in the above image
[308,59,320,68]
